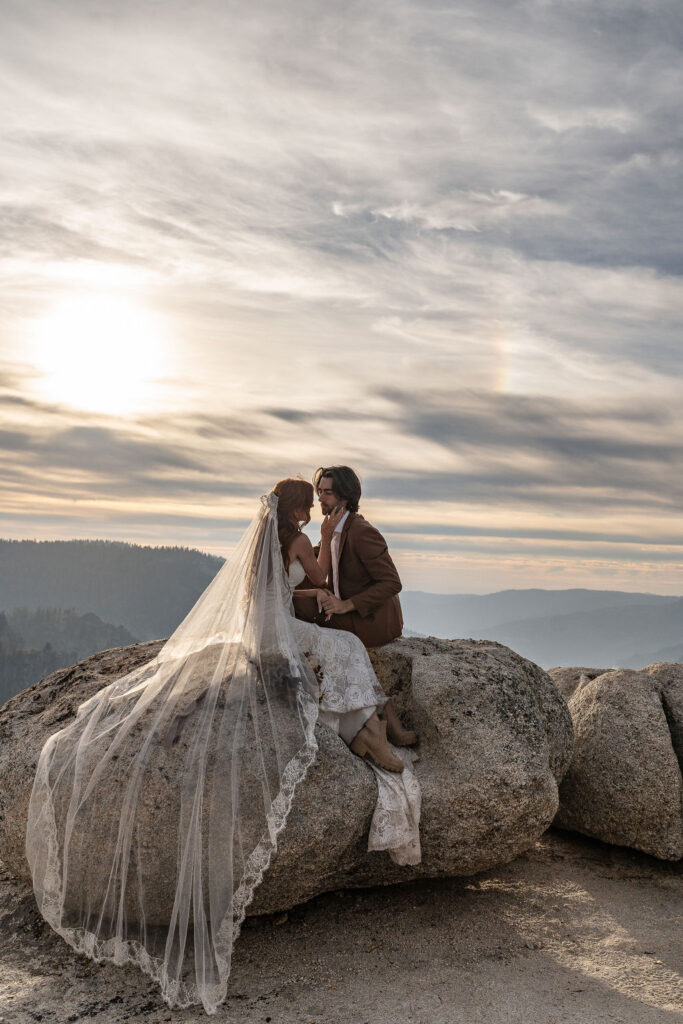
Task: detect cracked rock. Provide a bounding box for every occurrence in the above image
[550,663,683,860]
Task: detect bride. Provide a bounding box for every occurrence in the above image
[25,477,420,1015]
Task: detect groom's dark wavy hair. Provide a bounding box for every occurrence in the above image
[313,465,362,514]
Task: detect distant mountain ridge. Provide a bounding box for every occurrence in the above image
[624,641,683,668]
[401,588,676,634]
[479,599,683,669]
[400,589,682,669]
[1,539,681,674]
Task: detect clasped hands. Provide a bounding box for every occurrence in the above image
[316,589,354,620]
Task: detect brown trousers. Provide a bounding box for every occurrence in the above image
[292,591,401,649]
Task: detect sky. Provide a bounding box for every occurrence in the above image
[1,0,682,594]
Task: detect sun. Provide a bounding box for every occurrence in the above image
[30,294,171,416]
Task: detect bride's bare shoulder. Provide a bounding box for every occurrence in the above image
[288,532,314,558]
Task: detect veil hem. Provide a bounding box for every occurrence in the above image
[25,491,321,1015]
[33,707,318,1015]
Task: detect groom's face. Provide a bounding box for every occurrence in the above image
[317,476,345,516]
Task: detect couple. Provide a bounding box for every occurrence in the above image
[285,465,417,772]
[25,465,421,1015]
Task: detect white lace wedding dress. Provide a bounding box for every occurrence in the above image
[286,558,421,866]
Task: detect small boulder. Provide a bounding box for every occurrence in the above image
[0,637,573,915]
[547,667,607,701]
[551,663,683,860]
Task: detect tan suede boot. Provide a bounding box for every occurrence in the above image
[380,699,418,747]
[350,715,404,772]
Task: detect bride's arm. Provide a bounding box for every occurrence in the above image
[316,505,344,577]
[288,533,328,588]
[289,507,343,584]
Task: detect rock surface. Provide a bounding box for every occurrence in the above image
[546,666,606,700]
[0,637,573,915]
[550,663,683,860]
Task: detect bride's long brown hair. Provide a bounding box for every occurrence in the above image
[273,477,314,571]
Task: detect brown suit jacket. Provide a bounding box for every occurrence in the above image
[293,512,403,648]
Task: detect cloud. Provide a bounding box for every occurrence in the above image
[0,391,281,496]
[0,203,138,265]
[384,387,680,459]
[263,408,314,424]
[365,386,683,511]
[0,428,33,451]
[381,521,683,547]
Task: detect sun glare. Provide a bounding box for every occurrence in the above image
[30,294,171,416]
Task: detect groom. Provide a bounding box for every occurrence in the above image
[296,465,403,646]
[293,465,416,745]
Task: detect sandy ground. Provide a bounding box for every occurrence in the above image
[0,829,681,1024]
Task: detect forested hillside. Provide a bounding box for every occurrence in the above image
[0,607,138,707]
[0,539,223,640]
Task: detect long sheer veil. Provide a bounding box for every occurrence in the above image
[25,492,319,1014]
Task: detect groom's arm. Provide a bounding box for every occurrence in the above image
[346,523,402,618]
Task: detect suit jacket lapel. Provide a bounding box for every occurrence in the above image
[336,511,355,565]
[325,511,356,591]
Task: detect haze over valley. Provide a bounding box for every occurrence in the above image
[2,538,680,706]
